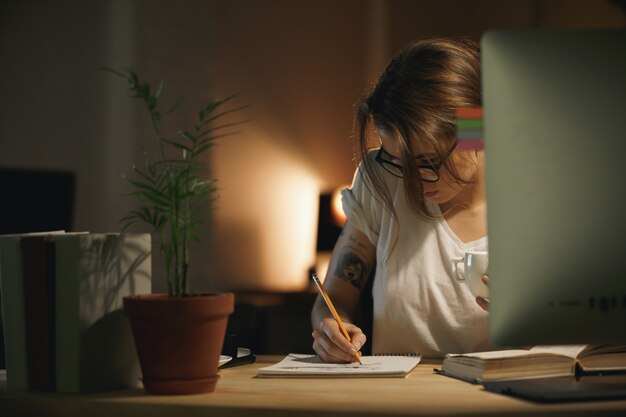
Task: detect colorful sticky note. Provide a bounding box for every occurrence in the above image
[455,107,484,150]
[455,107,484,119]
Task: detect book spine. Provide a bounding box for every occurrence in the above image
[55,235,81,393]
[0,237,28,390]
[21,236,57,392]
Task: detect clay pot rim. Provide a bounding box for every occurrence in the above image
[124,292,233,302]
[123,292,234,318]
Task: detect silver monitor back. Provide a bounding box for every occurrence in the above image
[482,29,626,346]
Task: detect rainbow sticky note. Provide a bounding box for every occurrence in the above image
[455,107,484,151]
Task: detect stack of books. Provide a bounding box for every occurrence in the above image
[0,232,151,393]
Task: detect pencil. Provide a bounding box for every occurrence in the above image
[311,273,363,364]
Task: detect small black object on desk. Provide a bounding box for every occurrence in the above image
[484,373,626,403]
[220,334,256,369]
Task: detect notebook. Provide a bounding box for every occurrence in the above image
[256,353,421,378]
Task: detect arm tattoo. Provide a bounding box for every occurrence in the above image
[348,234,368,249]
[333,250,369,290]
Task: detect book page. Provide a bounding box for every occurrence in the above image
[578,345,626,370]
[528,345,588,359]
[446,345,588,361]
[257,354,421,377]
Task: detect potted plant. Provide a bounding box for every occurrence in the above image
[106,69,246,394]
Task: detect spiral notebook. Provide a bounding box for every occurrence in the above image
[257,353,421,378]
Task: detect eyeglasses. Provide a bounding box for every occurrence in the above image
[374,143,457,182]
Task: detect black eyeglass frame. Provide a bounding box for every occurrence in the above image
[374,142,458,182]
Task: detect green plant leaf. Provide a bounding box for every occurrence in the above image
[195,131,240,150]
[108,68,245,297]
[147,96,157,111]
[191,142,215,157]
[163,139,193,153]
[126,182,169,207]
[202,92,242,115]
[197,120,249,137]
[155,79,164,99]
[164,96,182,116]
[131,164,159,187]
[177,130,196,143]
[201,104,251,125]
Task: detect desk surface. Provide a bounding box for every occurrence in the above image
[2,356,626,417]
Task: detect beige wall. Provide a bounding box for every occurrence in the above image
[1,0,623,292]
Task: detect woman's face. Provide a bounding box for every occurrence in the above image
[379,132,482,204]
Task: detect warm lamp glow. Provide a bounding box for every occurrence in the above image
[264,165,319,291]
[315,251,332,282]
[213,129,321,292]
[315,184,350,282]
[330,186,348,227]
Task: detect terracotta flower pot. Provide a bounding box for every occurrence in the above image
[123,292,234,395]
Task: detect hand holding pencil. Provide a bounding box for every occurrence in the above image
[311,273,365,364]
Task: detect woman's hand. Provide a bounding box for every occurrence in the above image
[312,317,366,363]
[475,274,490,311]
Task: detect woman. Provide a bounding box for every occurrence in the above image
[311,38,495,362]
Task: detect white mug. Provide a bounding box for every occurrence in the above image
[452,251,489,299]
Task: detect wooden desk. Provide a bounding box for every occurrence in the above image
[2,356,626,417]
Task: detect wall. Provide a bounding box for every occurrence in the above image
[205,0,370,291]
[0,0,136,234]
[1,0,624,294]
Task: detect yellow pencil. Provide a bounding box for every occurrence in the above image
[311,273,363,364]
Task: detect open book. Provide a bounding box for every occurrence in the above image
[439,345,626,384]
[257,353,421,378]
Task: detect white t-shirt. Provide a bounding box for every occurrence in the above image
[341,156,498,358]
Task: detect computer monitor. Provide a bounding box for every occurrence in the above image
[482,29,626,346]
[0,168,75,234]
